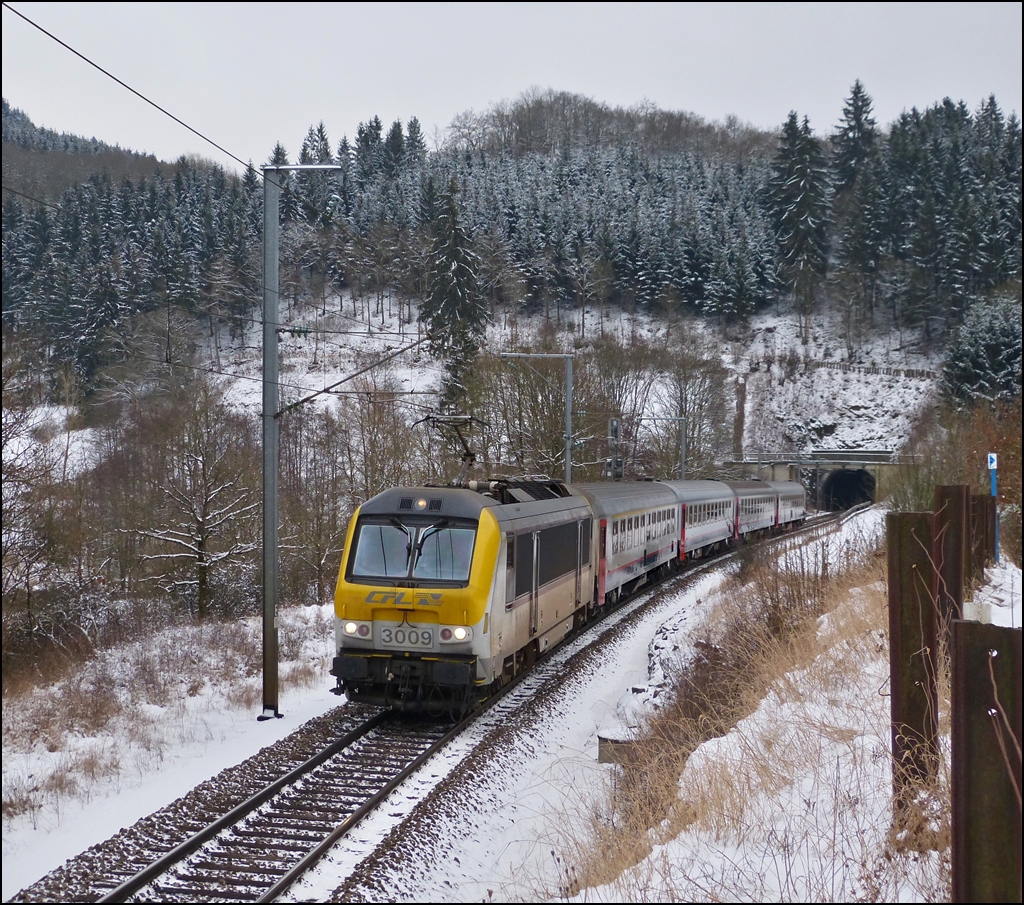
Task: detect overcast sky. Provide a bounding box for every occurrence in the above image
[3,1,1021,172]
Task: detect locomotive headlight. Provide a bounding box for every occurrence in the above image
[343,621,371,637]
[344,622,359,635]
[440,625,472,643]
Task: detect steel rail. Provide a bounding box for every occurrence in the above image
[95,711,390,903]
[256,707,482,902]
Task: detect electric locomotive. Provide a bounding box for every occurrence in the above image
[331,479,594,715]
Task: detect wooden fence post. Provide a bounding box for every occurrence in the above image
[935,485,969,625]
[887,511,939,798]
[970,494,988,582]
[951,620,1022,903]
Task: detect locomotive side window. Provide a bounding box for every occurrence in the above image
[515,534,534,597]
[538,521,579,585]
[580,518,592,565]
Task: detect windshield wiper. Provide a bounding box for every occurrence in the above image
[415,518,450,555]
[389,517,414,557]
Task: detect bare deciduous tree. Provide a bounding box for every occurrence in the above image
[137,377,259,619]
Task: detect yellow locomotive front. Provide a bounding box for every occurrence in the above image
[331,487,501,716]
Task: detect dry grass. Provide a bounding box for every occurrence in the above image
[2,603,334,828]
[552,518,952,902]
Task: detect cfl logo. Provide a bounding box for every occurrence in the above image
[364,590,444,607]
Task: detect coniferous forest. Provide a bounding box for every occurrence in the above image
[3,86,1021,393]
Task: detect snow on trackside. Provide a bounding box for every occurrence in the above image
[285,560,738,904]
[292,508,1015,903]
[1,605,340,902]
[965,558,1022,628]
[4,503,1018,899]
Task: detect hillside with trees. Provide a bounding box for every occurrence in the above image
[4,85,1020,393]
[2,98,170,203]
[2,84,1021,677]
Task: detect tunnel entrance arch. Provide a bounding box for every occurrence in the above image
[821,468,876,511]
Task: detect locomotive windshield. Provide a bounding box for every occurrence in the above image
[349,518,476,583]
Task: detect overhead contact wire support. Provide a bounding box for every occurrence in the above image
[259,163,342,721]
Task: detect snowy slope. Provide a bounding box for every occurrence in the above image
[215,293,941,458]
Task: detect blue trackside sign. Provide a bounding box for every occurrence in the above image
[988,452,1000,563]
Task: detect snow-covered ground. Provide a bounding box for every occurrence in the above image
[1,606,341,901]
[4,509,1019,902]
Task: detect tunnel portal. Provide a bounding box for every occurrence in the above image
[821,468,876,511]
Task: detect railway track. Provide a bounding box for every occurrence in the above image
[91,712,458,903]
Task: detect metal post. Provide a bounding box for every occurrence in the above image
[260,166,282,720]
[887,511,939,799]
[989,455,1001,563]
[564,356,572,484]
[934,484,969,626]
[680,418,687,481]
[608,417,621,480]
[951,620,1022,903]
[258,164,342,722]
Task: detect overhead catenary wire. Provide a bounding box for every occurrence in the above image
[1,183,64,213]
[2,1,354,232]
[2,3,446,351]
[2,4,437,373]
[2,1,251,173]
[122,351,438,408]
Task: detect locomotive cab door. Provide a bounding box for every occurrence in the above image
[575,520,584,610]
[504,533,516,609]
[527,531,540,637]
